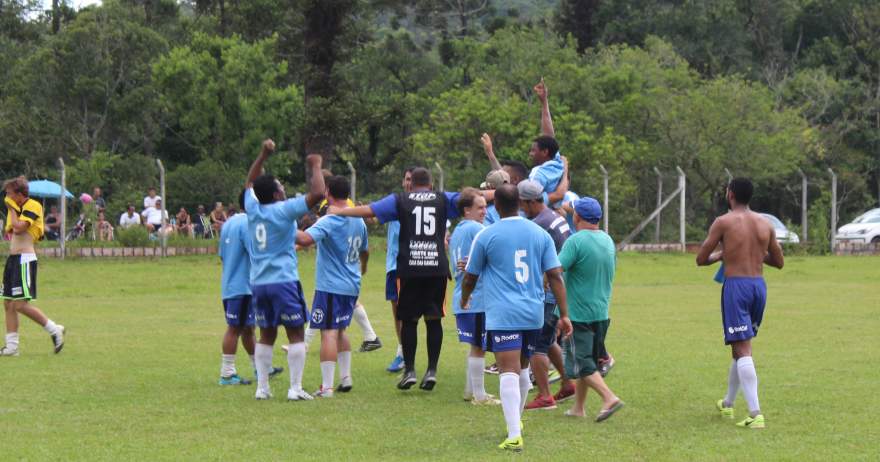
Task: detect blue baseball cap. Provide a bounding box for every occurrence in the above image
[573,197,602,224]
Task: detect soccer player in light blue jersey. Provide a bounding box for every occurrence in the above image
[296,176,369,398]
[449,188,498,405]
[244,139,325,401]
[385,167,413,373]
[461,184,572,453]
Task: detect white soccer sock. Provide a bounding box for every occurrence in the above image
[320,361,335,390]
[736,356,761,415]
[304,327,319,346]
[499,373,522,439]
[464,356,473,397]
[43,319,58,334]
[518,368,531,412]
[469,356,487,400]
[221,354,237,378]
[287,342,307,390]
[724,359,740,406]
[353,304,377,341]
[396,344,403,358]
[338,351,352,382]
[255,343,273,392]
[5,333,19,349]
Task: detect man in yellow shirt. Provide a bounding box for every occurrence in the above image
[2,176,65,356]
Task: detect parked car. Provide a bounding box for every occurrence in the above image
[759,213,800,244]
[835,208,880,244]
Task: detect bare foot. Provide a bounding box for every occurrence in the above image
[564,408,586,418]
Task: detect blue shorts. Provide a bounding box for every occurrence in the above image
[534,303,560,355]
[455,312,486,347]
[310,290,358,330]
[252,281,308,329]
[385,270,399,301]
[721,277,767,344]
[484,329,540,359]
[223,295,255,328]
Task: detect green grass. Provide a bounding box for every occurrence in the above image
[1,253,878,461]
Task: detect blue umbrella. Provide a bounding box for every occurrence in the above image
[27,180,74,199]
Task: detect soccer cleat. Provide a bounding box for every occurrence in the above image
[387,355,405,373]
[553,383,576,402]
[548,369,562,384]
[498,436,523,452]
[736,414,765,429]
[338,376,353,393]
[419,369,437,391]
[484,363,500,374]
[472,395,501,406]
[595,400,625,422]
[219,374,252,386]
[358,338,383,352]
[254,388,273,400]
[397,370,417,390]
[51,325,65,354]
[525,394,558,411]
[287,388,314,401]
[269,367,284,379]
[0,346,19,357]
[717,399,735,419]
[314,387,334,398]
[599,356,615,377]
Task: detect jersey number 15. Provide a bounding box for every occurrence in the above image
[412,206,436,236]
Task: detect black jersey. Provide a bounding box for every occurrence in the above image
[395,191,449,278]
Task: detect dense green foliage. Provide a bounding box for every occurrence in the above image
[1,0,877,241]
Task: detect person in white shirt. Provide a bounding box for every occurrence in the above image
[143,187,161,210]
[142,199,170,234]
[119,204,142,228]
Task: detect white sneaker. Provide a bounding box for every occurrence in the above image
[472,395,501,406]
[314,387,334,398]
[287,388,314,401]
[254,388,273,400]
[0,346,19,357]
[51,325,65,354]
[338,376,353,393]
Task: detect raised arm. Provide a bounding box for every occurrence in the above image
[696,218,725,266]
[481,133,502,171]
[303,154,326,209]
[764,228,785,269]
[546,267,572,338]
[534,78,555,137]
[246,139,275,188]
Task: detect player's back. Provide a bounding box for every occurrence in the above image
[244,190,308,285]
[720,210,773,278]
[309,214,368,296]
[219,213,251,298]
[450,219,484,313]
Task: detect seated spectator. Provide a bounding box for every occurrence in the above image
[93,186,106,210]
[193,204,210,238]
[143,187,161,210]
[210,202,227,233]
[97,210,114,241]
[176,207,194,237]
[143,198,170,235]
[119,204,142,229]
[45,205,61,240]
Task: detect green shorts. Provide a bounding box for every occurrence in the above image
[563,320,609,379]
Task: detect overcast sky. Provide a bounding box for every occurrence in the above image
[41,0,103,10]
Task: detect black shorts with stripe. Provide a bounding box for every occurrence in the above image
[2,255,37,300]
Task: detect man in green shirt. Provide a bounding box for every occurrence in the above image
[558,197,624,421]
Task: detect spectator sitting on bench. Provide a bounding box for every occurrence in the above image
[119,204,142,229]
[176,207,194,237]
[97,210,114,241]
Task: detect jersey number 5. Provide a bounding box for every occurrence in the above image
[412,206,436,236]
[514,250,529,283]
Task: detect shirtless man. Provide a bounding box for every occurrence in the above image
[2,176,65,356]
[696,178,784,429]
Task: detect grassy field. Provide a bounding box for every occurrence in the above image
[1,252,877,461]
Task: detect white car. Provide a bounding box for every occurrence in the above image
[835,208,880,244]
[759,213,800,244]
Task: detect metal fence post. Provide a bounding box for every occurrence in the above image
[828,168,837,253]
[677,166,686,251]
[653,167,662,243]
[598,164,609,232]
[58,158,66,260]
[724,168,733,183]
[346,161,357,203]
[798,168,808,243]
[434,161,444,192]
[157,159,167,257]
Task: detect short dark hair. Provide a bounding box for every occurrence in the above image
[500,160,528,180]
[533,136,559,158]
[405,166,417,174]
[494,184,519,215]
[411,167,432,187]
[457,187,482,211]
[253,174,279,204]
[728,177,753,205]
[238,189,246,211]
[327,175,351,200]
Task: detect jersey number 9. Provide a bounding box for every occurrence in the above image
[255,223,267,250]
